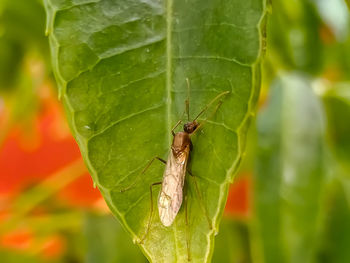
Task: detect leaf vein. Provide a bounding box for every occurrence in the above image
[94,36,165,59]
[123,192,150,216]
[173,22,256,33]
[173,55,251,67]
[88,103,164,140]
[98,70,165,97]
[205,120,237,134]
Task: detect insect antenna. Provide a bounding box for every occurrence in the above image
[193,90,230,122]
[185,78,190,121]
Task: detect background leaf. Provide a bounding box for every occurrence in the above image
[321,82,350,219]
[0,0,48,91]
[322,84,350,174]
[44,0,267,261]
[254,73,326,263]
[265,0,323,75]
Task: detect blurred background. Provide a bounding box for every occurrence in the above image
[0,0,349,262]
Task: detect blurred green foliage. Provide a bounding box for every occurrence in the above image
[212,220,252,263]
[0,0,48,91]
[0,0,50,146]
[84,214,147,263]
[254,74,327,263]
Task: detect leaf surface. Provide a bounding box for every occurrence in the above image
[44,0,266,261]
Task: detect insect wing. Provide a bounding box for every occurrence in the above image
[158,147,189,226]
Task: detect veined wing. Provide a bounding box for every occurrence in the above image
[158,146,190,226]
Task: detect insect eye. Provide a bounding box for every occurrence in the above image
[184,123,192,133]
[183,123,189,132]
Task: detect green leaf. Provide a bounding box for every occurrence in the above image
[322,83,350,173]
[44,0,267,261]
[322,83,350,203]
[266,0,323,74]
[254,73,326,263]
[0,0,48,91]
[84,213,147,263]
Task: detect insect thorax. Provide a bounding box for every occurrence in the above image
[171,132,191,156]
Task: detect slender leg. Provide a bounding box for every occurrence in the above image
[190,100,224,137]
[186,78,191,121]
[184,184,192,261]
[193,91,229,122]
[172,80,192,136]
[171,100,188,136]
[185,99,190,122]
[120,157,166,192]
[171,120,183,136]
[138,181,162,244]
[121,157,167,243]
[187,169,212,230]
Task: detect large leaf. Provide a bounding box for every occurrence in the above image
[84,215,252,263]
[44,0,267,261]
[254,73,326,263]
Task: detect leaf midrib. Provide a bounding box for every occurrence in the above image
[166,0,173,147]
[165,0,179,262]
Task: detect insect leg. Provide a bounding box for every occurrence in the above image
[192,90,229,122]
[191,99,224,137]
[184,184,192,262]
[172,80,192,135]
[120,157,166,192]
[171,120,183,136]
[187,169,212,230]
[186,78,190,121]
[139,181,162,244]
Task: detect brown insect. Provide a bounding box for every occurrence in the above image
[122,79,229,254]
[157,89,229,227]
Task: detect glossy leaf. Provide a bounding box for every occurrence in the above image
[44,0,267,261]
[254,73,326,263]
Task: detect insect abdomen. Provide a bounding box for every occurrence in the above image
[158,151,187,226]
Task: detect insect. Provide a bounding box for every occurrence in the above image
[158,89,229,227]
[122,80,229,251]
